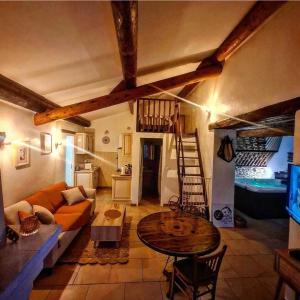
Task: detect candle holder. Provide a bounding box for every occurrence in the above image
[20,215,39,236]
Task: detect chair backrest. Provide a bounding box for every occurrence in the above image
[193,245,227,281]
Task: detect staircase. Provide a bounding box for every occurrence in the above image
[175,126,209,218]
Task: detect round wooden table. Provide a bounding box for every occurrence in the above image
[137,211,221,257]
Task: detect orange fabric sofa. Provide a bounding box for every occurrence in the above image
[24,182,92,232]
[4,181,96,269]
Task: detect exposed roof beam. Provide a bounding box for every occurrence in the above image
[34,63,223,125]
[0,74,91,127]
[237,127,293,137]
[176,1,286,99]
[209,97,300,130]
[111,1,137,88]
[111,1,137,114]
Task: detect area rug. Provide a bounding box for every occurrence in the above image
[59,215,131,265]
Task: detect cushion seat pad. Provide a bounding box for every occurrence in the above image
[54,200,92,231]
[54,213,87,232]
[55,200,91,215]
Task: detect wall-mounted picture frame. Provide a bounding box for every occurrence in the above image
[40,133,52,155]
[15,142,31,169]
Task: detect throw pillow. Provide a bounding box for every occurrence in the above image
[33,205,55,224]
[78,185,88,198]
[67,185,88,198]
[61,187,85,206]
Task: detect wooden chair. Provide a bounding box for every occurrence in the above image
[169,245,227,300]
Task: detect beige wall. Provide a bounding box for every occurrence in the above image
[92,151,116,187]
[0,101,83,206]
[187,2,300,202]
[90,111,134,187]
[92,111,133,152]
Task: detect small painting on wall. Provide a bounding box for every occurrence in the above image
[15,142,30,169]
[40,133,52,155]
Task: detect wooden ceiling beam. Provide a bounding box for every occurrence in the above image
[111,1,137,114]
[237,127,293,137]
[212,1,286,62]
[209,96,300,130]
[34,63,223,125]
[111,1,137,88]
[0,74,91,127]
[176,1,286,99]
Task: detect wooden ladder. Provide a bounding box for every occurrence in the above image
[175,125,209,218]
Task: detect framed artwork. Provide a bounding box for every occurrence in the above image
[40,133,52,155]
[15,142,30,169]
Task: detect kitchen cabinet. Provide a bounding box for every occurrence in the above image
[122,133,132,156]
[75,133,94,154]
[75,168,99,189]
[112,175,131,201]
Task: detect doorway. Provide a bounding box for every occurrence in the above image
[141,138,163,203]
[65,135,75,186]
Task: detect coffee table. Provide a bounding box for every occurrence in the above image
[91,203,126,248]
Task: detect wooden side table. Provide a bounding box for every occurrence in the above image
[274,249,300,300]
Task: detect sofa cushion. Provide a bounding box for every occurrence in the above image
[55,200,92,215]
[54,213,85,232]
[78,185,88,198]
[25,191,55,213]
[41,182,67,210]
[4,200,33,225]
[33,205,55,224]
[61,187,85,206]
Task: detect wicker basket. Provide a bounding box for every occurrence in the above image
[20,215,39,236]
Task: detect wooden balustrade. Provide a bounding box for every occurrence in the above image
[136,98,180,133]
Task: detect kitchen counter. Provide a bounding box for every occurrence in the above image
[75,167,99,188]
[112,174,132,178]
[112,174,132,201]
[75,167,99,173]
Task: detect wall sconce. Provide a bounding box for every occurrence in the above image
[55,141,62,149]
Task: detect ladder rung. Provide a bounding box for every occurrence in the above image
[182,141,196,143]
[180,165,200,167]
[179,156,197,159]
[183,173,203,176]
[182,192,203,195]
[183,182,203,186]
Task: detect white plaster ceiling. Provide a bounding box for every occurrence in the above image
[0,1,253,120]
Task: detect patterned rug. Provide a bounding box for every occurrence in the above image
[59,215,131,265]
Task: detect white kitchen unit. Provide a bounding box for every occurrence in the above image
[75,168,99,189]
[75,132,94,154]
[112,174,131,201]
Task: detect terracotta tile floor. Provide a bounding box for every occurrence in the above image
[30,188,288,300]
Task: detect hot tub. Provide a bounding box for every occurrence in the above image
[234,178,288,219]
